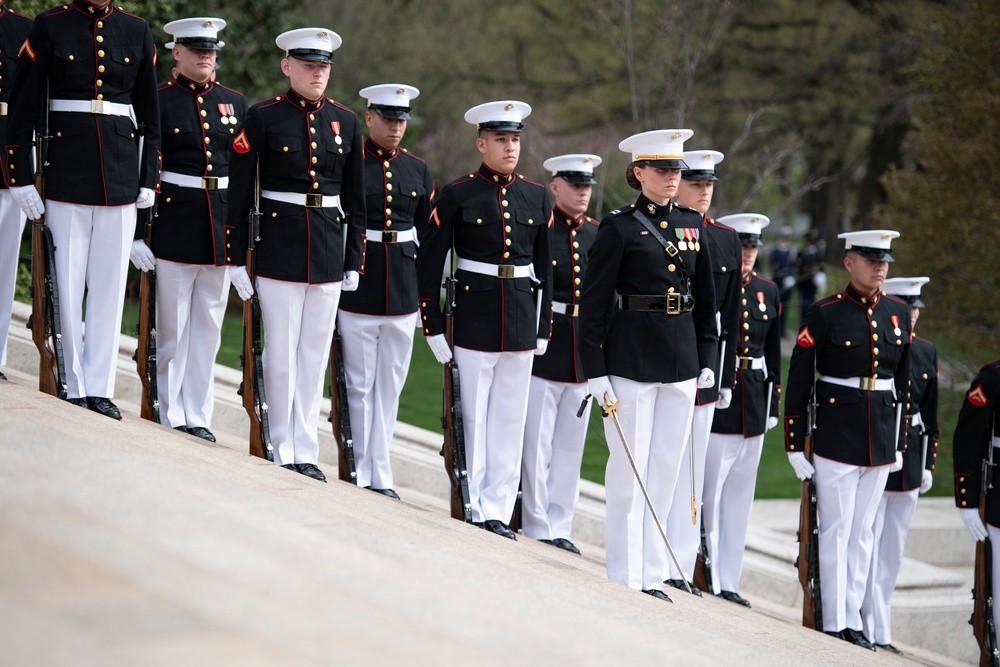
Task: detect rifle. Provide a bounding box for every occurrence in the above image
[237,161,273,461]
[328,326,357,483]
[132,206,160,422]
[795,395,823,631]
[693,515,713,593]
[26,85,66,399]
[972,433,1000,667]
[441,274,472,522]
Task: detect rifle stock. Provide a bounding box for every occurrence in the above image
[329,327,357,483]
[973,455,1000,666]
[133,207,160,422]
[693,516,713,593]
[441,276,471,522]
[796,400,822,631]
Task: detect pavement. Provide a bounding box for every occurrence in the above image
[0,373,964,667]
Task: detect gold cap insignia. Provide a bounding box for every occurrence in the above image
[396,88,405,95]
[881,233,892,239]
[671,132,682,139]
[504,103,514,111]
[318,31,328,38]
[203,20,213,27]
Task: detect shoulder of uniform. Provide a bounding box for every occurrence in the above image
[609,204,635,217]
[912,335,936,347]
[674,202,700,214]
[255,96,283,109]
[881,293,910,309]
[112,6,147,22]
[515,173,544,188]
[752,273,777,288]
[447,172,478,188]
[398,147,426,164]
[584,215,600,227]
[5,7,33,21]
[705,217,733,231]
[213,83,246,99]
[38,5,69,18]
[816,292,844,308]
[158,81,174,91]
[328,99,357,115]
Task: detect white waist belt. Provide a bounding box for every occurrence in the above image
[262,190,343,214]
[909,411,924,430]
[552,301,578,317]
[457,257,532,279]
[993,436,1000,449]
[50,99,136,128]
[366,228,415,243]
[738,356,766,371]
[819,375,894,392]
[0,102,7,116]
[161,171,229,190]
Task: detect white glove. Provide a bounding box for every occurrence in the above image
[342,270,359,292]
[919,469,934,494]
[716,388,732,410]
[426,333,453,364]
[129,240,156,272]
[767,416,779,431]
[813,271,827,292]
[136,187,155,209]
[889,450,903,473]
[10,184,45,220]
[588,376,618,412]
[782,275,795,291]
[230,265,254,301]
[534,338,548,356]
[787,452,815,481]
[696,368,715,389]
[961,508,988,542]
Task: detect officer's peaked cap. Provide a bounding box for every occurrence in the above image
[619,130,693,169]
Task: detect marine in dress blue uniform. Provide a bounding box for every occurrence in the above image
[784,230,910,649]
[227,28,366,482]
[6,0,160,418]
[415,100,552,539]
[861,276,938,653]
[702,213,782,606]
[132,17,248,441]
[579,130,718,600]
[520,153,601,554]
[338,84,434,499]
[0,1,31,379]
[665,149,741,593]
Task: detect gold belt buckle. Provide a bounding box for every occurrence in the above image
[665,293,681,315]
[305,193,324,208]
[0,102,7,116]
[497,264,515,279]
[859,376,878,391]
[202,176,219,191]
[567,304,579,317]
[382,230,397,243]
[738,357,753,370]
[91,99,112,115]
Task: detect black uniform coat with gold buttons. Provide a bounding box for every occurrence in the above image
[579,195,718,383]
[887,335,938,492]
[226,89,365,283]
[339,138,432,316]
[696,216,741,404]
[953,359,1000,525]
[5,0,159,204]
[711,271,781,437]
[144,74,247,266]
[531,207,598,383]
[0,3,32,190]
[783,283,911,467]
[416,163,552,352]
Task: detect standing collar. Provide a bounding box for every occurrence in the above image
[284,88,325,112]
[554,206,585,229]
[365,137,399,158]
[174,73,213,95]
[73,0,113,18]
[845,281,882,306]
[634,193,672,218]
[478,163,515,185]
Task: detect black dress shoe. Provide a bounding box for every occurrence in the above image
[297,463,327,482]
[875,643,902,655]
[87,396,122,420]
[67,397,89,408]
[482,519,516,540]
[551,538,581,554]
[174,425,189,433]
[280,463,299,472]
[0,370,7,381]
[186,426,216,442]
[537,538,554,545]
[641,589,673,603]
[370,488,400,500]
[824,630,844,640]
[842,628,875,651]
[718,590,750,607]
[664,578,702,597]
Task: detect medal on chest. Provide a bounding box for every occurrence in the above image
[218,103,236,125]
[331,121,343,145]
[891,314,901,337]
[757,291,766,312]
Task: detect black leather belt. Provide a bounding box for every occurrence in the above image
[619,293,695,315]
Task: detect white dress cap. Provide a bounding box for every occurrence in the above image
[359,84,420,119]
[164,17,226,50]
[717,213,770,246]
[681,149,725,181]
[276,28,342,63]
[882,276,930,306]
[464,100,532,133]
[838,229,900,262]
[618,129,694,168]
[542,154,603,184]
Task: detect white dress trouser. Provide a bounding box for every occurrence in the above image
[702,432,765,594]
[604,375,696,591]
[861,488,919,644]
[520,376,589,540]
[814,454,890,633]
[0,190,26,367]
[155,259,230,429]
[666,401,714,580]
[453,346,534,524]
[337,309,417,489]
[46,200,135,399]
[257,277,341,467]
